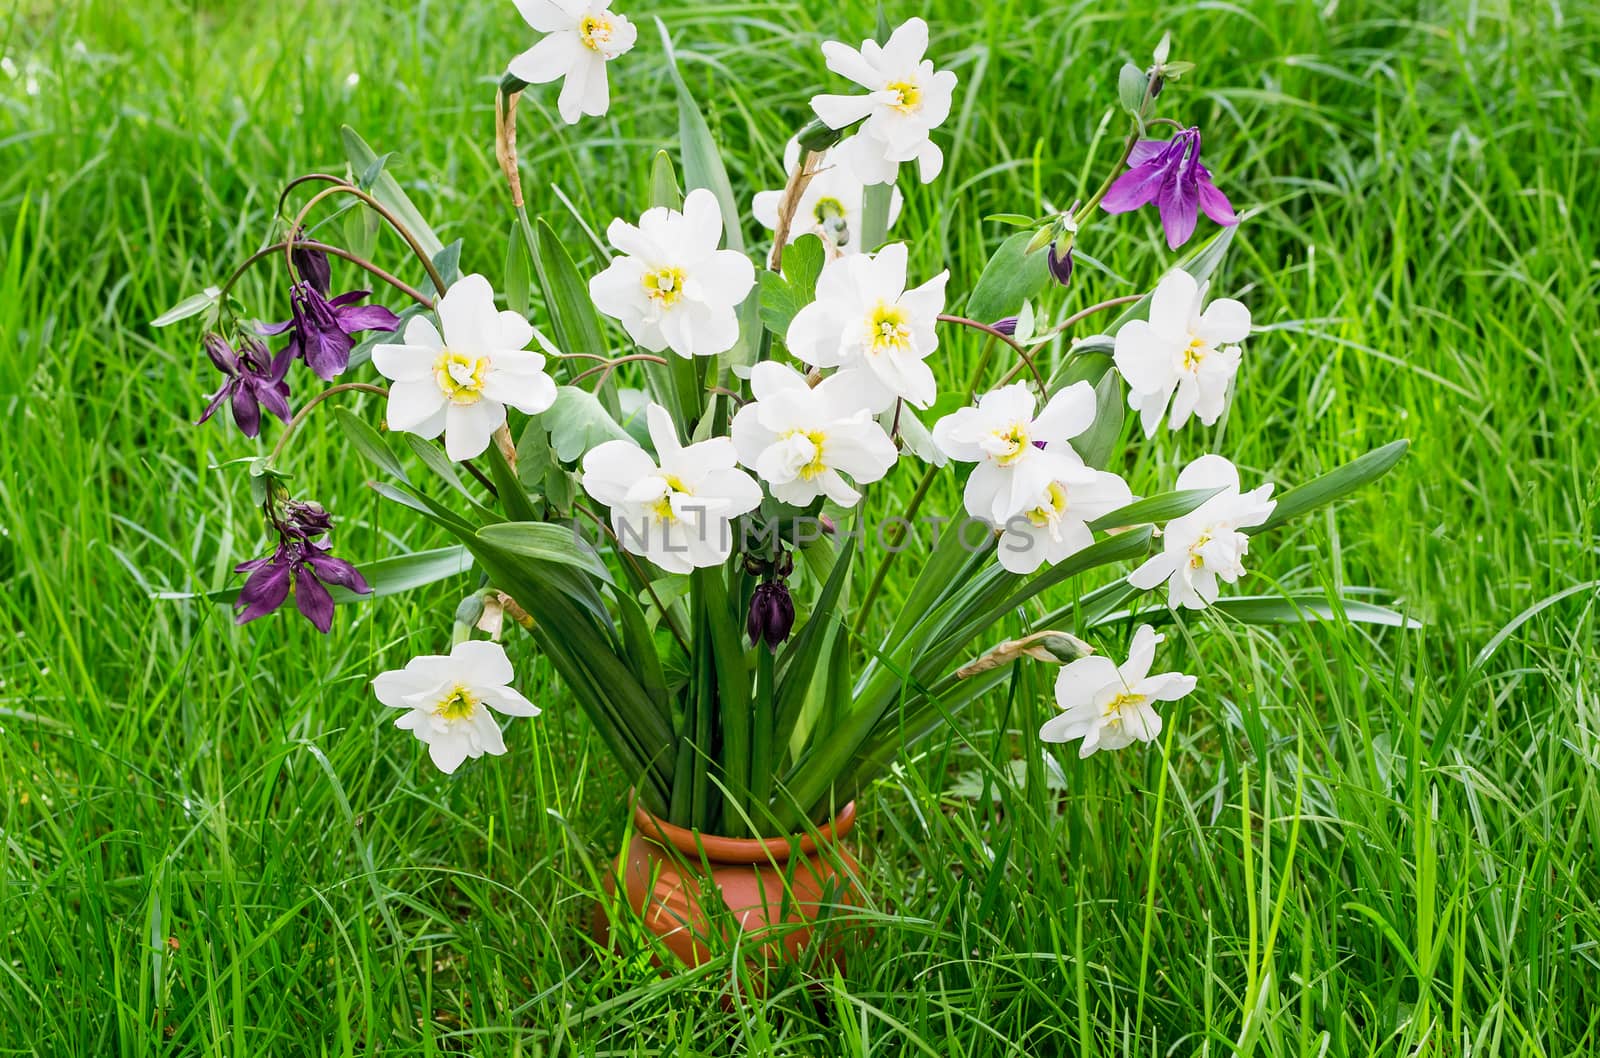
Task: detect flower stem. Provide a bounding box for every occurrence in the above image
[287,183,449,295]
[937,314,1048,395]
[265,383,389,468]
[568,353,671,387]
[219,241,434,310]
[749,643,775,825]
[992,294,1145,388]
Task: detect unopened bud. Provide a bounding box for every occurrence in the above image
[796,118,845,153]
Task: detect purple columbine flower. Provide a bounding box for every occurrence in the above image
[261,248,399,381]
[746,581,796,653]
[197,333,292,439]
[1100,127,1237,250]
[991,316,1019,336]
[234,500,370,633]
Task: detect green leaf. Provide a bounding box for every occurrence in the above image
[151,287,220,328]
[1088,487,1227,531]
[532,218,607,356]
[756,233,825,338]
[541,386,631,462]
[1118,62,1149,117]
[1104,592,1420,630]
[1254,440,1410,534]
[333,408,408,482]
[505,223,532,315]
[649,150,683,210]
[985,213,1039,228]
[430,239,463,292]
[1069,366,1125,470]
[475,522,609,580]
[340,126,444,258]
[966,231,1052,323]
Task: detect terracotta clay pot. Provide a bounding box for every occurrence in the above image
[597,799,861,972]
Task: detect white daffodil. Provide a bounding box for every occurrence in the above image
[810,17,957,185]
[1040,624,1196,757]
[997,447,1134,574]
[374,640,541,774]
[932,381,1098,524]
[580,403,762,573]
[1113,269,1250,437]
[507,0,637,125]
[373,274,559,462]
[752,137,903,255]
[589,188,756,360]
[731,361,899,507]
[786,242,948,411]
[1128,454,1277,609]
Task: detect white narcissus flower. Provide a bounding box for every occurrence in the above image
[507,0,637,125]
[997,446,1134,574]
[932,381,1099,524]
[752,138,903,255]
[1040,625,1196,757]
[786,243,948,411]
[810,17,957,185]
[373,274,559,462]
[589,188,756,360]
[1113,269,1250,437]
[1128,454,1277,609]
[580,403,762,574]
[731,361,899,506]
[374,640,541,774]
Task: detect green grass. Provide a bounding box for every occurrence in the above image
[3,0,1599,1053]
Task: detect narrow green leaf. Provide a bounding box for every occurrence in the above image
[1088,486,1227,531]
[151,288,221,328]
[333,408,408,482]
[1254,439,1410,533]
[475,522,608,579]
[504,222,532,315]
[649,150,683,210]
[532,218,607,356]
[1069,366,1124,470]
[340,126,444,258]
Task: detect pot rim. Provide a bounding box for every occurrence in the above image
[630,796,857,865]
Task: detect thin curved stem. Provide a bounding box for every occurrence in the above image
[275,173,351,222]
[219,240,434,309]
[569,353,671,387]
[267,383,389,467]
[937,313,1048,395]
[288,185,448,294]
[994,293,1145,387]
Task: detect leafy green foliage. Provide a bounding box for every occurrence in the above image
[755,233,824,338]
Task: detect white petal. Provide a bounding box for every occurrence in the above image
[450,639,514,687]
[507,30,582,85]
[386,380,447,435]
[428,736,472,774]
[372,343,436,383]
[444,401,504,461]
[438,274,499,352]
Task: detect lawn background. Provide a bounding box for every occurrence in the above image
[2,0,1599,1054]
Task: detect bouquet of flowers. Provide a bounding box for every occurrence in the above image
[161,6,1407,844]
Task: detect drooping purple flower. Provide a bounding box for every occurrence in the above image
[261,283,399,382]
[1046,242,1075,286]
[291,243,334,297]
[197,333,293,439]
[233,500,370,633]
[991,316,1019,337]
[1101,127,1237,251]
[746,581,796,652]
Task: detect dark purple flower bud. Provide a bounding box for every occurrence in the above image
[261,282,400,381]
[291,243,333,297]
[991,316,1019,336]
[1100,127,1237,250]
[1046,242,1075,286]
[197,334,293,439]
[746,581,796,653]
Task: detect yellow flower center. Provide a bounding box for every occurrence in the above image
[434,350,489,405]
[578,14,615,51]
[1182,336,1210,372]
[992,423,1032,467]
[649,474,693,524]
[1103,690,1146,724]
[1188,531,1212,569]
[867,302,912,355]
[782,429,829,479]
[1027,481,1069,527]
[434,685,479,722]
[887,79,922,113]
[814,196,846,224]
[642,266,687,308]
